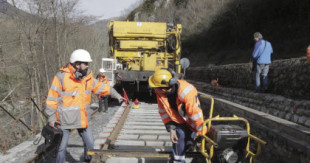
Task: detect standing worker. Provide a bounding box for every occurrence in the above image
[96,68,110,112]
[148,69,205,163]
[252,32,273,92]
[45,49,123,163]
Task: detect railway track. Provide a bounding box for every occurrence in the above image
[89,102,204,163]
[21,89,310,163]
[23,92,267,163]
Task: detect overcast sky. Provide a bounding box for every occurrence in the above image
[8,0,142,19]
[77,0,141,19]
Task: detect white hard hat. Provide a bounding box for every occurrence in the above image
[70,49,93,63]
[99,68,106,73]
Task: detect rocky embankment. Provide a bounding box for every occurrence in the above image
[187,57,310,128]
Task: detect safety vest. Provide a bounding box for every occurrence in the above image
[45,64,111,129]
[99,76,110,84]
[155,80,205,135]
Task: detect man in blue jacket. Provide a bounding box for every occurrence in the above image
[252,32,273,92]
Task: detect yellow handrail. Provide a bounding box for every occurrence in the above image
[198,93,267,163]
[199,94,214,130]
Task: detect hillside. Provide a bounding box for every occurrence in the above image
[128,0,310,66]
[0,1,115,151]
[0,0,34,18]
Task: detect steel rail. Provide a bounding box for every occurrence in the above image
[88,102,133,162]
[88,102,207,162]
[89,149,204,158]
[102,102,132,151]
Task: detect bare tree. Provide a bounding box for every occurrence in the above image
[1,0,114,149]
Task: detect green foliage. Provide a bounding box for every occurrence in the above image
[127,8,138,21]
[141,0,156,15]
[130,0,310,66]
[182,0,310,66]
[126,0,157,21]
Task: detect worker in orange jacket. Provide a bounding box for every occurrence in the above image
[45,49,123,163]
[148,69,205,163]
[96,68,110,84]
[96,68,110,112]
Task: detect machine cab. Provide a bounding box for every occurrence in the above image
[101,58,117,86]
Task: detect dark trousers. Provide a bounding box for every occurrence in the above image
[172,125,196,163]
[98,96,108,112]
[255,64,270,91]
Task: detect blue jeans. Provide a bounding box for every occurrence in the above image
[172,125,196,163]
[56,126,94,163]
[255,64,269,91]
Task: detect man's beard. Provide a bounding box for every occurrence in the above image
[79,68,88,76]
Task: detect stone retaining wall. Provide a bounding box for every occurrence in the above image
[199,95,310,163]
[187,57,310,162]
[187,57,310,100]
[192,81,310,128]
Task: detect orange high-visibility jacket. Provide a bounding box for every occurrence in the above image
[96,75,110,98]
[99,76,110,84]
[45,64,111,129]
[155,80,205,135]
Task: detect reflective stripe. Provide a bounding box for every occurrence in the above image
[86,104,91,109]
[45,105,57,121]
[161,113,169,121]
[62,91,79,96]
[174,155,185,160]
[96,84,106,94]
[51,85,61,94]
[55,71,65,90]
[180,85,194,100]
[158,107,166,113]
[46,105,55,110]
[190,112,202,121]
[60,106,80,111]
[47,96,59,101]
[191,123,203,131]
[92,79,98,88]
[85,90,92,95]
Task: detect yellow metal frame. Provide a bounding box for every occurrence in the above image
[119,40,159,49]
[198,94,267,163]
[109,21,182,73]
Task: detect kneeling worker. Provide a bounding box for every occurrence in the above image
[45,49,123,163]
[96,68,110,112]
[148,69,206,163]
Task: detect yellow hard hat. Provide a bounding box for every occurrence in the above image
[148,69,172,88]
